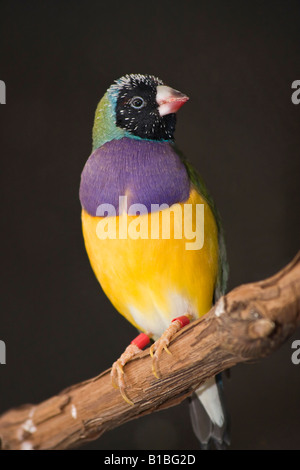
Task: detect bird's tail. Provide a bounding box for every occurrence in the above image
[188,374,230,450]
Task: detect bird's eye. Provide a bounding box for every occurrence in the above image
[130,96,145,109]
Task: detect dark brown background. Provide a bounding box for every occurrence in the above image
[0,0,299,450]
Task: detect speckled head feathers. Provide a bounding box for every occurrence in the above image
[108,74,164,102]
[107,73,177,142]
[92,73,188,149]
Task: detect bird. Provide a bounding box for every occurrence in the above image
[79,73,230,449]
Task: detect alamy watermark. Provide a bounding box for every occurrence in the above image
[0,80,6,104]
[96,196,205,250]
[291,80,300,105]
[0,340,6,364]
[291,340,300,365]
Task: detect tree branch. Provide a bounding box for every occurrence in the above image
[1,252,300,450]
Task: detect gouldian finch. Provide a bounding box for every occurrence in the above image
[79,74,229,449]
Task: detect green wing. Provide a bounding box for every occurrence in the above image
[173,144,229,300]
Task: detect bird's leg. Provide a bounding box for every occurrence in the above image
[111,332,151,405]
[150,314,193,379]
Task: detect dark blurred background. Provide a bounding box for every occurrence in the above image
[0,0,299,450]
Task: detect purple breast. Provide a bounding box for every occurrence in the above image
[79,137,190,216]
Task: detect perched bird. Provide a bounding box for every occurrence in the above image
[79,73,229,449]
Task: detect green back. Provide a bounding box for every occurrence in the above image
[173,144,229,300]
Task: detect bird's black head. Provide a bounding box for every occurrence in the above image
[110,74,188,141]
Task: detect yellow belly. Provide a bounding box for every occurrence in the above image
[81,188,219,338]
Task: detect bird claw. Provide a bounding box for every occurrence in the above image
[151,359,160,379]
[110,344,140,406]
[149,319,182,379]
[164,344,172,355]
[111,317,189,401]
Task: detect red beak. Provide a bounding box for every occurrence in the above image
[156,85,189,116]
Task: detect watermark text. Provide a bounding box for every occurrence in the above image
[0,340,6,364]
[291,80,300,105]
[96,196,204,251]
[0,80,6,104]
[291,339,300,365]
